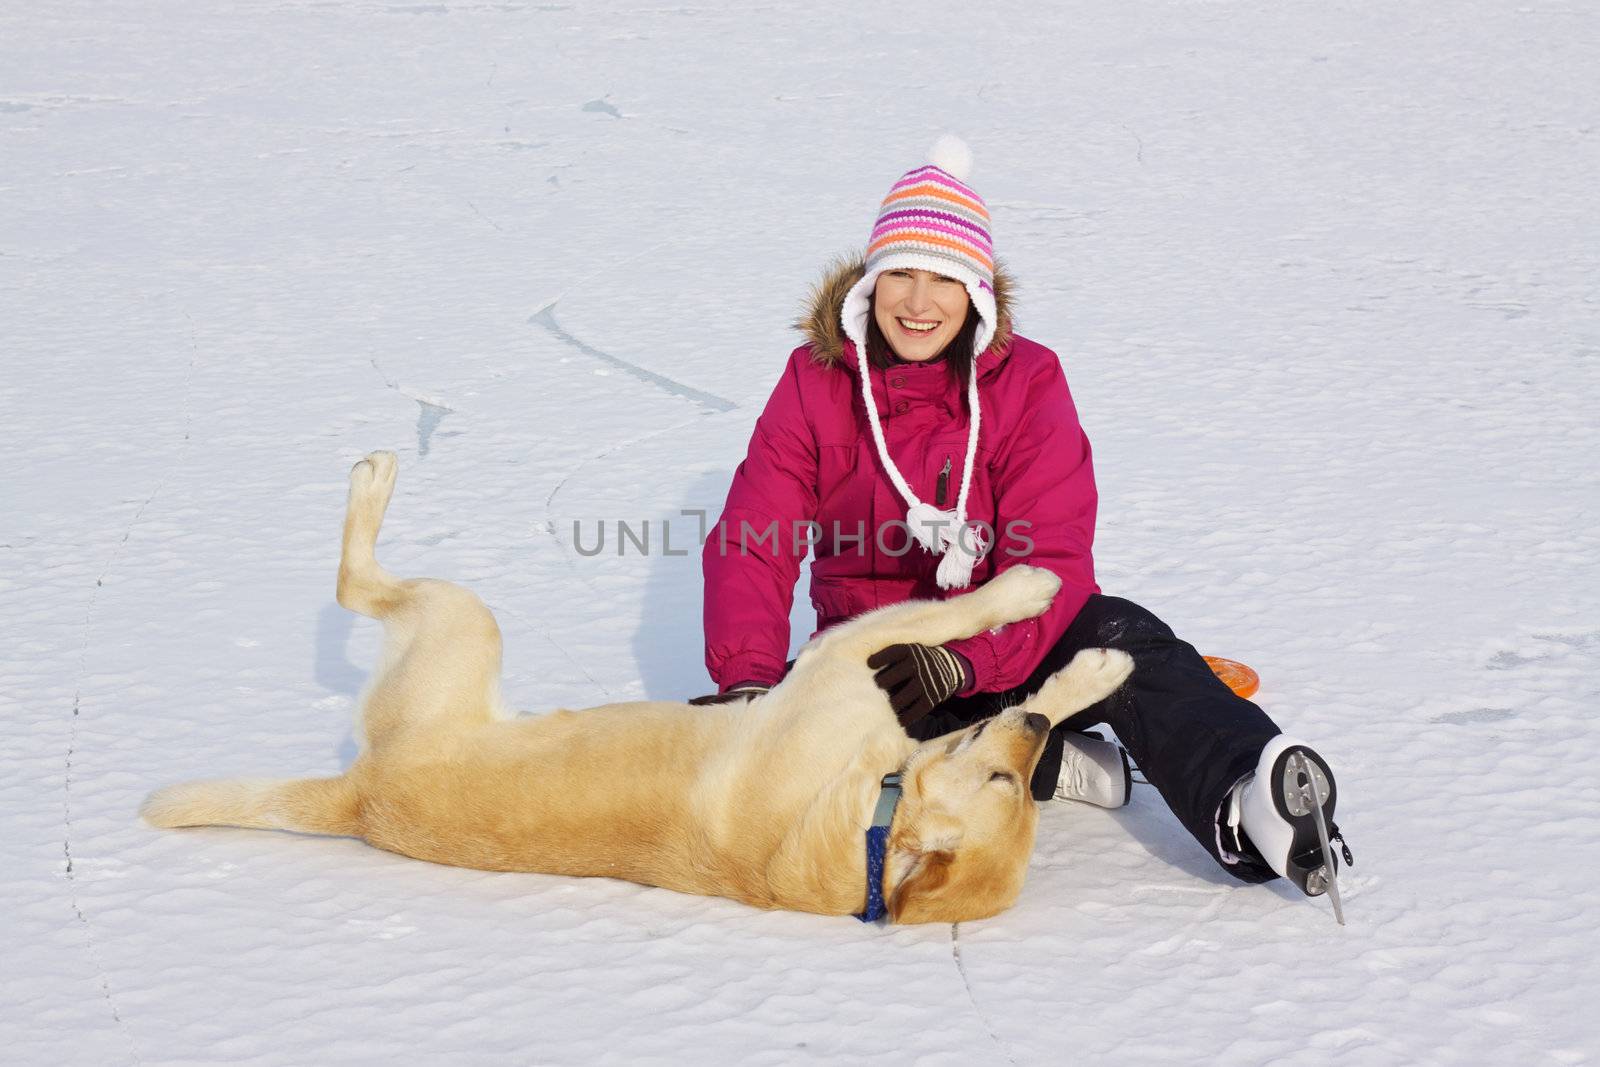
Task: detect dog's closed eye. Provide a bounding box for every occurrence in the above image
[947,719,992,755]
[989,771,1016,787]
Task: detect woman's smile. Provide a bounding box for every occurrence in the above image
[874,268,970,361]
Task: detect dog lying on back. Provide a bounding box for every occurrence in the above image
[143,452,1133,923]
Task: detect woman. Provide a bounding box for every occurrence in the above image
[692,137,1351,903]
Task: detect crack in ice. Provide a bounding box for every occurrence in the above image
[369,357,456,457]
[951,922,1020,1067]
[536,410,712,700]
[530,304,737,414]
[60,311,199,1067]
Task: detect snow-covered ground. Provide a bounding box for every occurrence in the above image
[4,1,1598,1063]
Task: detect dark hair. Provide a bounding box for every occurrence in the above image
[864,301,980,388]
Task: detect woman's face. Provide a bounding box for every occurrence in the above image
[872,268,970,362]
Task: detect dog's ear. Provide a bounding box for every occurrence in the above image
[886,849,955,923]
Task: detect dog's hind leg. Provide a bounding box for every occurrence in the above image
[332,452,511,752]
[337,450,404,619]
[355,577,510,751]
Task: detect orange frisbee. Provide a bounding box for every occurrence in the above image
[1204,656,1260,700]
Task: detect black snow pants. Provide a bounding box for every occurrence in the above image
[907,594,1282,883]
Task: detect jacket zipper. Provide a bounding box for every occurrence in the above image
[935,456,951,507]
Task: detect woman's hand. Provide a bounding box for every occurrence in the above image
[868,644,973,728]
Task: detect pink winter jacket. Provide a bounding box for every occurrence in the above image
[702,258,1099,694]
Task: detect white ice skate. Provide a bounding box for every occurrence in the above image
[1053,730,1132,809]
[1224,735,1354,923]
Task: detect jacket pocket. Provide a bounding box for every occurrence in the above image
[809,579,871,634]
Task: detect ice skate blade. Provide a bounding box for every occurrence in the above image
[1265,746,1346,924]
[1295,753,1347,925]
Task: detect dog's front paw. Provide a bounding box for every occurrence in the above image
[1028,648,1134,725]
[1063,647,1134,697]
[984,565,1061,621]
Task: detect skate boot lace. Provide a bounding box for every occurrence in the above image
[1329,821,1355,867]
[1304,821,1357,874]
[1054,747,1093,801]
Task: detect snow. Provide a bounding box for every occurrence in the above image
[3,1,1598,1063]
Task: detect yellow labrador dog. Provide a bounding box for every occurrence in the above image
[143,452,1133,923]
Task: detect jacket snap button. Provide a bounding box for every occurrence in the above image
[895,400,909,414]
[891,376,905,388]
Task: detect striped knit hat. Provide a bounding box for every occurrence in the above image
[840,135,996,590]
[839,135,998,359]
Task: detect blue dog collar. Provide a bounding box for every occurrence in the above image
[856,772,904,923]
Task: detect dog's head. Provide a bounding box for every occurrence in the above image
[884,706,1053,924]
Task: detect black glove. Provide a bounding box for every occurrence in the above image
[867,644,973,728]
[687,682,771,706]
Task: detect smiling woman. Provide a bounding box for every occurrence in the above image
[696,134,1354,916]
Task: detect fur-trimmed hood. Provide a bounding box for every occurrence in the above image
[795,255,1016,367]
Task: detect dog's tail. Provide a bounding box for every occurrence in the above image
[140,775,362,837]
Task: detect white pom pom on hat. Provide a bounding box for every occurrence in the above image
[926,133,974,182]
